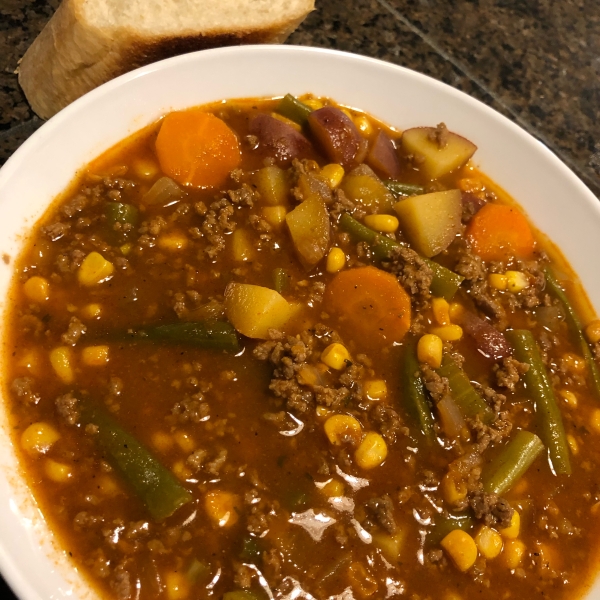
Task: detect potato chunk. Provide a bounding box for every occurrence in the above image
[286,196,330,267]
[402,127,476,180]
[340,165,395,211]
[224,283,297,339]
[394,190,462,257]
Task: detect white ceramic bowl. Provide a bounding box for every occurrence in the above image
[0,45,599,600]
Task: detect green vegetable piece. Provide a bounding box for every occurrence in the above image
[544,267,600,401]
[384,181,426,197]
[276,93,312,126]
[128,321,239,352]
[482,430,545,496]
[186,558,210,583]
[273,268,290,294]
[402,340,435,442]
[80,398,192,520]
[506,329,571,476]
[428,512,474,546]
[240,536,263,563]
[437,355,495,424]
[338,213,464,300]
[104,201,139,244]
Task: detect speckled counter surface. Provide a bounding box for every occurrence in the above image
[0,0,599,597]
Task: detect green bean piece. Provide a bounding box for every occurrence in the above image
[186,558,210,583]
[338,213,464,300]
[428,512,474,546]
[544,267,600,401]
[506,329,571,476]
[482,430,545,495]
[275,94,313,126]
[126,321,239,352]
[104,201,139,244]
[273,267,291,294]
[437,355,495,424]
[402,340,436,442]
[79,398,192,520]
[384,181,426,198]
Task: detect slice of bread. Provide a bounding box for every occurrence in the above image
[18,0,314,120]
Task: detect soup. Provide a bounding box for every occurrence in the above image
[5,94,600,600]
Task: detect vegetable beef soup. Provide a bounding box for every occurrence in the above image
[6,95,600,600]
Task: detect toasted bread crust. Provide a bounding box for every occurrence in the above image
[18,0,312,119]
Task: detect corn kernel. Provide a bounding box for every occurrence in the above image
[133,158,159,180]
[44,459,72,483]
[506,271,530,293]
[417,334,443,368]
[174,431,195,453]
[441,472,467,505]
[23,276,50,303]
[120,243,132,255]
[81,303,102,319]
[324,414,362,446]
[321,343,351,370]
[475,526,503,560]
[500,510,520,539]
[172,460,192,481]
[355,432,388,469]
[321,479,345,498]
[567,434,579,455]
[152,431,173,453]
[262,206,287,227]
[562,352,585,373]
[271,112,302,131]
[81,345,109,366]
[157,231,189,252]
[21,422,60,455]
[363,214,399,233]
[488,273,508,291]
[503,539,526,569]
[559,389,578,408]
[320,164,345,189]
[50,346,74,384]
[204,490,240,527]
[97,475,120,496]
[585,319,600,343]
[354,115,374,136]
[165,571,190,600]
[326,247,346,273]
[78,252,114,286]
[448,302,465,322]
[591,409,600,433]
[16,348,43,377]
[303,98,323,110]
[440,529,478,572]
[429,324,463,342]
[371,531,405,563]
[316,406,333,419]
[432,297,451,326]
[230,228,256,262]
[364,379,388,401]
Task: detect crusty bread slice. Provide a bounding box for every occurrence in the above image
[18,0,314,120]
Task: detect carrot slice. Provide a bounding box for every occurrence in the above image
[155,109,241,189]
[466,203,535,261]
[326,266,411,345]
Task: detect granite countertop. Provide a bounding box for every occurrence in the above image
[0,0,599,597]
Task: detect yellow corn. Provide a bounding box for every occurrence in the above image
[81,303,102,319]
[271,112,302,131]
[157,231,189,252]
[165,571,190,600]
[321,343,351,370]
[449,302,465,322]
[440,529,478,572]
[120,243,133,255]
[23,276,50,303]
[262,206,287,227]
[324,414,362,446]
[429,324,463,342]
[364,379,388,401]
[326,247,346,273]
[303,98,323,111]
[440,472,467,505]
[567,434,579,455]
[174,431,195,453]
[499,510,520,539]
[78,252,114,286]
[21,422,60,455]
[559,389,578,408]
[172,460,192,481]
[363,214,399,233]
[562,352,585,373]
[152,431,173,453]
[432,297,451,326]
[50,346,74,384]
[503,539,526,569]
[475,526,503,560]
[585,319,600,343]
[355,432,388,469]
[204,490,240,527]
[417,334,443,368]
[488,273,508,291]
[16,348,43,377]
[321,479,345,498]
[133,157,159,180]
[591,408,600,433]
[230,228,256,262]
[320,164,345,189]
[505,271,529,293]
[97,475,120,496]
[316,406,333,419]
[44,459,73,483]
[371,531,405,563]
[81,345,109,366]
[354,115,374,136]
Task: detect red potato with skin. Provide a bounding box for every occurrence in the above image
[366,130,401,179]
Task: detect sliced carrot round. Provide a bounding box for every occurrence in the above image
[155,109,241,189]
[466,203,535,261]
[326,266,411,346]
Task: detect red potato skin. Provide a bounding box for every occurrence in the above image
[249,114,313,165]
[366,131,401,179]
[308,106,368,169]
[459,311,511,360]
